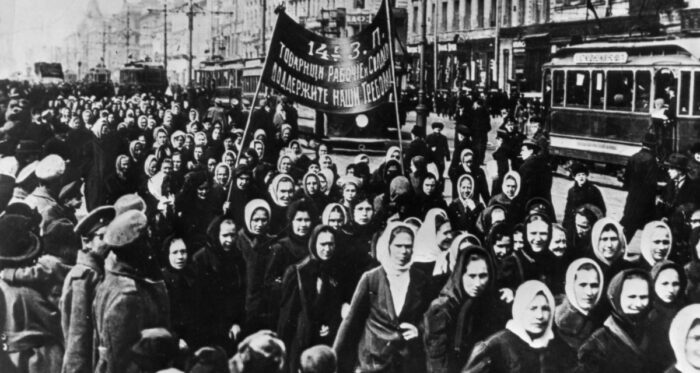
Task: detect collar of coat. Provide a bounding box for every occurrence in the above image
[76,250,104,274]
[603,316,648,356]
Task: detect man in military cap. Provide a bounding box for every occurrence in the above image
[60,205,116,373]
[93,210,170,373]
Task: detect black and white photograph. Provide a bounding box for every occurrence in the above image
[1,0,700,372]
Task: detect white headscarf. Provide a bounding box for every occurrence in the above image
[244,199,271,233]
[376,222,415,277]
[564,258,604,315]
[413,208,449,264]
[445,232,482,273]
[640,220,673,266]
[669,304,700,373]
[384,146,401,163]
[321,203,348,226]
[457,174,475,204]
[268,173,295,207]
[318,168,335,195]
[502,170,521,199]
[506,280,556,348]
[590,218,627,266]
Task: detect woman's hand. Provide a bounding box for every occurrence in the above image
[399,323,419,340]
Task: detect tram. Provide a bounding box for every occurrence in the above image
[83,66,113,98]
[33,62,64,84]
[118,61,168,96]
[543,38,700,170]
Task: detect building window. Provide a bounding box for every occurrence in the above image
[442,1,448,31]
[478,0,484,28]
[413,5,419,32]
[453,0,459,29]
[465,0,472,29]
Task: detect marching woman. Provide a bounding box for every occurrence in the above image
[514,213,555,286]
[639,221,674,270]
[577,268,654,373]
[667,304,700,373]
[463,280,575,372]
[686,227,700,303]
[554,258,606,352]
[267,173,296,236]
[334,222,430,373]
[590,217,633,285]
[648,260,687,373]
[447,174,484,233]
[413,208,455,298]
[278,225,345,373]
[424,245,509,373]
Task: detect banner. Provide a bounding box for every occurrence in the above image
[262,5,394,114]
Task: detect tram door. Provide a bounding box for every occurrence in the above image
[653,69,678,157]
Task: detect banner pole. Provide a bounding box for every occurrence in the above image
[384,0,405,174]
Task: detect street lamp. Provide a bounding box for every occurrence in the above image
[414,0,428,136]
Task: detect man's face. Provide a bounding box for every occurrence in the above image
[549,229,567,257]
[86,226,109,257]
[574,172,587,186]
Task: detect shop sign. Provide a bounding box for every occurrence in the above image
[437,43,457,52]
[512,40,526,49]
[407,46,419,54]
[573,52,628,64]
[347,13,373,25]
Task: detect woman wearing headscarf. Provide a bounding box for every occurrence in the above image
[554,258,606,352]
[319,154,339,176]
[288,140,311,174]
[85,117,126,210]
[488,170,524,226]
[318,168,339,201]
[278,225,344,373]
[174,170,219,250]
[639,220,674,270]
[424,246,509,373]
[374,175,417,223]
[267,173,297,236]
[236,199,278,332]
[448,149,490,204]
[577,269,654,373]
[590,218,633,285]
[369,146,403,195]
[514,213,555,287]
[549,223,574,297]
[415,174,448,218]
[333,222,430,373]
[104,154,138,204]
[475,204,508,241]
[667,304,700,373]
[209,162,231,207]
[685,227,700,303]
[152,126,169,150]
[128,139,146,180]
[463,280,575,372]
[413,208,454,298]
[293,172,330,214]
[648,260,687,373]
[408,155,429,192]
[338,177,361,212]
[486,222,523,300]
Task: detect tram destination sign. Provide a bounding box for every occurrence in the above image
[262,6,393,114]
[573,52,628,64]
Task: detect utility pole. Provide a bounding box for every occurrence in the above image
[415,0,428,135]
[494,0,500,89]
[261,0,267,58]
[188,0,194,85]
[209,6,236,60]
[164,3,168,72]
[102,23,107,65]
[433,0,438,95]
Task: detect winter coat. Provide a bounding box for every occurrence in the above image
[333,267,430,373]
[518,155,552,207]
[424,247,509,373]
[563,182,606,231]
[277,226,345,373]
[448,164,490,205]
[554,298,605,352]
[404,138,430,171]
[462,329,574,373]
[647,261,686,373]
[92,256,170,373]
[161,266,202,348]
[236,228,277,332]
[266,232,311,324]
[426,133,450,165]
[621,148,659,230]
[0,278,63,373]
[60,251,104,373]
[447,199,483,233]
[658,177,699,219]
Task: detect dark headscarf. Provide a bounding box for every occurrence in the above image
[606,268,652,340]
[650,260,687,309]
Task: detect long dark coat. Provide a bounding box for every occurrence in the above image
[447,166,490,205]
[462,329,575,373]
[236,229,277,332]
[92,258,170,373]
[161,265,203,348]
[563,182,606,231]
[518,155,552,206]
[60,251,104,373]
[554,298,605,352]
[620,148,659,233]
[333,267,430,373]
[576,322,652,373]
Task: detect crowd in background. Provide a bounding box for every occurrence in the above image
[0,79,700,373]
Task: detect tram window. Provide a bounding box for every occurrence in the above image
[634,71,651,112]
[694,72,700,116]
[553,70,565,107]
[565,70,589,108]
[591,71,604,109]
[680,71,691,115]
[606,70,633,111]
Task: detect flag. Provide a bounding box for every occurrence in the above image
[261,4,394,114]
[586,0,601,23]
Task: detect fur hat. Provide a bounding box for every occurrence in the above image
[104,210,148,248]
[35,154,66,182]
[114,194,147,216]
[0,214,41,264]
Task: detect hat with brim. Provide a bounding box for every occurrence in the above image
[664,153,688,171]
[0,214,41,264]
[642,133,657,148]
[59,179,83,201]
[570,162,589,177]
[522,138,540,151]
[432,122,444,130]
[75,205,116,237]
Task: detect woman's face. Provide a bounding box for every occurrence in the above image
[598,228,621,260]
[389,231,413,267]
[354,201,373,225]
[254,143,264,158]
[189,110,197,121]
[280,158,292,173]
[423,178,437,196]
[185,137,194,150]
[173,136,185,149]
[686,323,700,369]
[390,150,401,162]
[207,159,217,174]
[513,232,524,251]
[291,142,301,154]
[250,209,269,235]
[343,184,357,202]
[503,177,517,198]
[523,294,551,337]
[462,258,489,297]
[321,156,332,169]
[327,210,344,230]
[620,277,649,315]
[316,231,335,261]
[197,182,209,200]
[148,160,158,175]
[318,175,328,192]
[138,116,147,129]
[305,176,320,195]
[655,268,681,303]
[573,268,601,312]
[527,220,549,253]
[118,158,130,174]
[461,153,473,168]
[276,181,294,206]
[549,228,567,257]
[224,154,235,169]
[156,131,167,145]
[215,167,229,185]
[212,128,221,140]
[308,164,320,173]
[436,222,453,251]
[168,239,188,270]
[318,145,328,156]
[649,227,671,262]
[292,210,312,237]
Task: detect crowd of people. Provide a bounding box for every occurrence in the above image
[1,80,700,373]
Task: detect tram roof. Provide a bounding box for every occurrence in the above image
[548,38,700,67]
